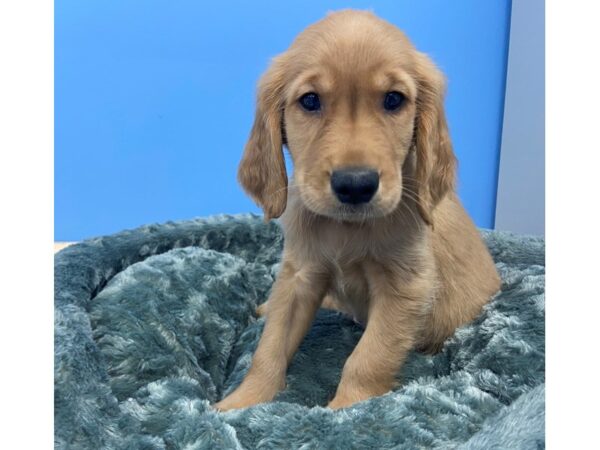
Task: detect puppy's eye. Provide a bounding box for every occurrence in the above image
[383,91,405,111]
[299,93,321,112]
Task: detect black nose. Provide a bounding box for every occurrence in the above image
[330,167,379,205]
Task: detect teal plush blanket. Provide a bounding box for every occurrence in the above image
[54,215,545,449]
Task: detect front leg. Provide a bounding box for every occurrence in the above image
[215,260,328,411]
[328,263,431,409]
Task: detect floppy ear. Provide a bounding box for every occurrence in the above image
[238,56,288,221]
[412,52,457,226]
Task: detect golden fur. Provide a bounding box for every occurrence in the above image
[216,10,500,411]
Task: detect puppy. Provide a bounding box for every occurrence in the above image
[216,10,500,411]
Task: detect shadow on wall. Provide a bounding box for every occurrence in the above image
[495,0,544,236]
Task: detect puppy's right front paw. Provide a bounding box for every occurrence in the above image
[255,302,269,317]
[214,389,267,411]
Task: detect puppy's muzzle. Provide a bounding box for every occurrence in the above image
[330,167,379,205]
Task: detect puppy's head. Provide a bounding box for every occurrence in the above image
[238,10,456,224]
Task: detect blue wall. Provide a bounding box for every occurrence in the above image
[55,0,511,241]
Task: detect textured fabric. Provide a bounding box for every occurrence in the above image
[54,214,545,449]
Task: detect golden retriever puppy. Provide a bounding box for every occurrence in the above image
[216,10,500,411]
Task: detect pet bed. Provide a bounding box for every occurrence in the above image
[55,214,545,449]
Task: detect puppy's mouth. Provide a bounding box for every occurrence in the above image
[330,203,388,222]
[326,166,390,221]
[296,167,401,221]
[299,189,396,222]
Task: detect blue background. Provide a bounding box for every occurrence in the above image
[55,0,512,241]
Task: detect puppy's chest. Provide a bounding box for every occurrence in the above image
[319,235,395,323]
[288,220,423,320]
[330,260,370,319]
[331,256,369,292]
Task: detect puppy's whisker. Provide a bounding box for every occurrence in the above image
[262,182,312,200]
[401,201,422,229]
[397,191,423,228]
